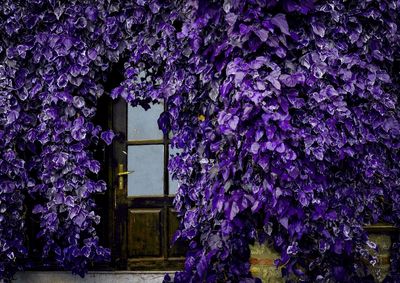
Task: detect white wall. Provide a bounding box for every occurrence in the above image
[13,271,168,283]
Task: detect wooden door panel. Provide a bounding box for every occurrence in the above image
[128,209,162,257]
[168,209,187,257]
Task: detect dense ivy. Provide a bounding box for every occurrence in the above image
[1,0,400,282]
[0,0,127,278]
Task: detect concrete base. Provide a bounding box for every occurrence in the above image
[13,271,170,283]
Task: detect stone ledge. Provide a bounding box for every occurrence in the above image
[11,271,172,283]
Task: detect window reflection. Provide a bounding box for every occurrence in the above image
[127,145,164,196]
[127,103,164,141]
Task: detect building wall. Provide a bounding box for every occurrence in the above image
[13,271,166,283]
[10,232,394,283]
[250,232,392,283]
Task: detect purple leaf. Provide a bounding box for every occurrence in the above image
[100,130,115,145]
[110,86,125,99]
[271,14,290,35]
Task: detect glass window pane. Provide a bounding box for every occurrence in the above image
[168,146,182,195]
[128,145,164,196]
[128,103,164,141]
[169,176,180,195]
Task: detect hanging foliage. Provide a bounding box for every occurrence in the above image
[0,0,129,278]
[1,0,400,282]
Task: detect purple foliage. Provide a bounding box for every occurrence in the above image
[0,0,126,278]
[1,0,400,282]
[114,0,400,282]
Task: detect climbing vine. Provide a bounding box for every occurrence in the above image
[1,1,400,282]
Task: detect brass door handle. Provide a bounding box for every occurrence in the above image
[117,171,134,176]
[117,164,134,190]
